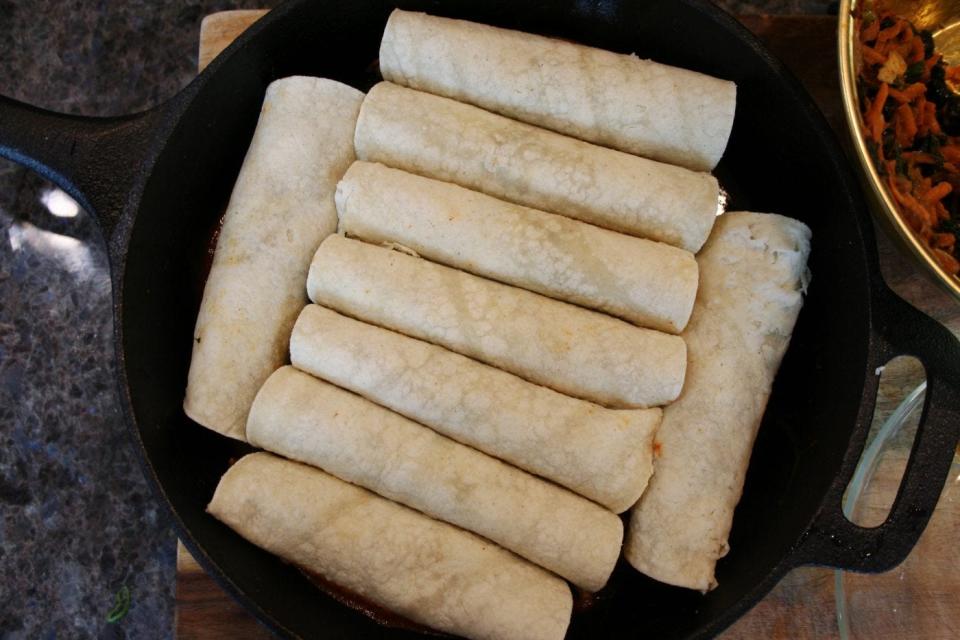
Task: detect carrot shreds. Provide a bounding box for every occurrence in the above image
[896,103,918,144]
[877,21,905,45]
[914,97,941,137]
[862,45,887,65]
[866,82,890,141]
[889,82,925,102]
[934,200,951,221]
[926,102,942,135]
[862,18,881,43]
[942,146,960,163]
[909,36,925,63]
[935,232,956,251]
[923,181,953,204]
[888,174,933,229]
[902,151,936,164]
[857,1,960,275]
[933,248,960,274]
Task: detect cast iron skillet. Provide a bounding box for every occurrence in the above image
[2,0,960,637]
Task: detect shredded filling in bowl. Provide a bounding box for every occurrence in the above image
[855,0,960,274]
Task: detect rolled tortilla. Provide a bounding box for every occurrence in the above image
[624,211,812,591]
[354,82,720,252]
[209,453,572,640]
[291,305,661,512]
[247,366,623,591]
[183,77,363,440]
[336,162,698,333]
[379,9,736,172]
[307,235,686,408]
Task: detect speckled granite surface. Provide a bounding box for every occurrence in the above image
[0,2,280,638]
[0,1,831,638]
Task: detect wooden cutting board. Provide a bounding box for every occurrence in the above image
[175,11,958,640]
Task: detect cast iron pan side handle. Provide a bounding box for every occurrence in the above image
[796,286,960,572]
[0,94,162,253]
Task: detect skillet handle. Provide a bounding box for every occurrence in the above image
[796,286,960,572]
[0,94,162,251]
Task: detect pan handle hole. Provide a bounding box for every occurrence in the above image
[842,355,926,528]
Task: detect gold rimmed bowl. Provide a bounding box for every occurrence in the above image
[839,0,960,300]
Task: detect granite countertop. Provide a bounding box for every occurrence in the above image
[0,1,834,638]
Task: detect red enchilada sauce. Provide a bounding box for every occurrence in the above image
[297,567,445,636]
[296,566,602,635]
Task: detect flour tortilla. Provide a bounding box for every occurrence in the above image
[624,211,812,591]
[336,161,698,333]
[183,77,363,440]
[208,452,573,640]
[247,366,623,591]
[379,9,736,172]
[354,82,720,252]
[291,305,661,512]
[307,235,686,408]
